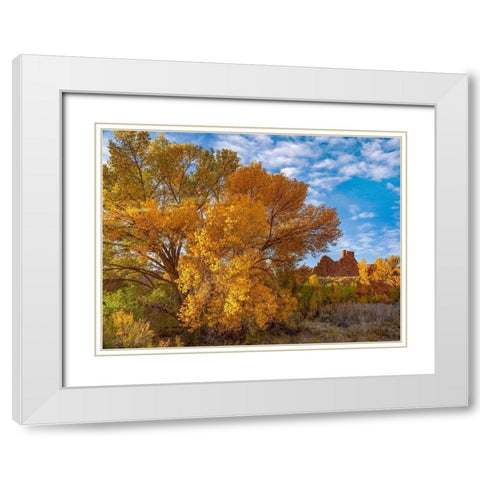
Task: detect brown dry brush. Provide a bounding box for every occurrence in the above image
[308,303,400,343]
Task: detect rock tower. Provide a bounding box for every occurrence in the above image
[313,250,359,277]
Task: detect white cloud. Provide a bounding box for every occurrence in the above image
[358,222,374,230]
[348,204,359,215]
[265,155,303,168]
[384,137,401,150]
[280,167,300,178]
[309,175,349,191]
[387,182,400,194]
[368,164,396,181]
[351,210,376,221]
[360,139,400,166]
[322,137,357,148]
[338,157,397,182]
[340,162,366,177]
[307,187,326,199]
[358,212,375,219]
[212,133,401,194]
[313,158,335,169]
[307,198,325,207]
[330,224,400,263]
[337,154,356,164]
[214,135,317,170]
[213,134,274,165]
[258,141,313,169]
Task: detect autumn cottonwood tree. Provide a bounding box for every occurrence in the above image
[178,163,341,336]
[103,131,240,317]
[104,132,341,341]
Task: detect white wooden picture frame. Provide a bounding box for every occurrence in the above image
[13,55,468,425]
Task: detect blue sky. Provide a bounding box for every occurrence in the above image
[103,130,401,265]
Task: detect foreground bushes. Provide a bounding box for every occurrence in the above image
[295,274,399,320]
[233,302,400,345]
[102,269,400,347]
[103,310,155,348]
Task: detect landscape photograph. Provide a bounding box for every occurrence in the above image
[101,129,401,349]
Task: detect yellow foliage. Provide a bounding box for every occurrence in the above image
[178,194,298,333]
[103,130,240,291]
[103,135,342,341]
[358,255,400,289]
[104,310,155,348]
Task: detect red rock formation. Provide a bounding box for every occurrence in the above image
[313,250,359,277]
[314,255,336,276]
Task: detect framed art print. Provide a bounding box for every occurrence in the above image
[13,55,468,424]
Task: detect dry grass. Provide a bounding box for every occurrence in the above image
[119,301,401,347]
[257,302,400,345]
[306,303,400,343]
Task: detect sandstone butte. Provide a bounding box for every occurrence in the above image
[313,250,360,277]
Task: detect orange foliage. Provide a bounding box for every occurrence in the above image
[178,196,297,332]
[104,134,342,337]
[178,163,341,333]
[103,130,240,291]
[358,255,400,289]
[225,163,342,268]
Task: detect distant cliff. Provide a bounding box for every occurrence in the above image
[313,250,359,277]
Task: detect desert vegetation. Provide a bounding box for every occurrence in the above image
[102,130,400,348]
